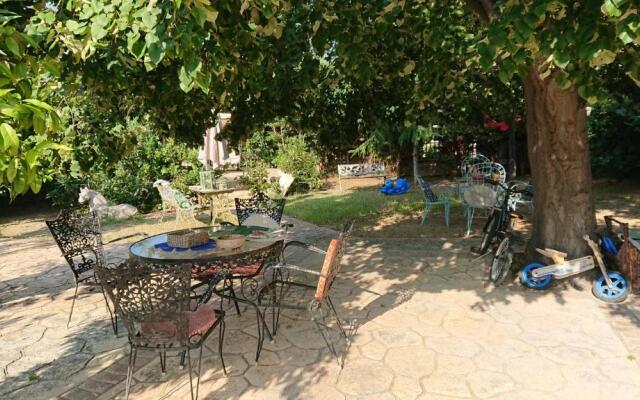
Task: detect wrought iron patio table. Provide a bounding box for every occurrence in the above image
[129,226,286,361]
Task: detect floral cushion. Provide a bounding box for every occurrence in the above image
[194,262,261,278]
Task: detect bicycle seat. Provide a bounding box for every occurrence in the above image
[509,212,524,219]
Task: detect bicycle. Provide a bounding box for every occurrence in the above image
[470,181,531,285]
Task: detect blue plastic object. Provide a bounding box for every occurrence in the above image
[592,272,629,302]
[601,236,618,257]
[154,239,217,252]
[519,262,553,289]
[380,178,411,195]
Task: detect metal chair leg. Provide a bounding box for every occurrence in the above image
[179,350,187,369]
[465,207,475,237]
[227,283,242,316]
[159,350,167,374]
[219,320,227,375]
[313,317,342,368]
[327,296,348,340]
[444,202,451,227]
[67,282,79,328]
[187,349,195,400]
[254,308,264,362]
[101,287,118,335]
[125,346,137,400]
[421,202,431,225]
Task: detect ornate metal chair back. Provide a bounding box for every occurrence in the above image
[416,175,440,202]
[97,261,192,348]
[460,153,490,176]
[46,209,104,280]
[235,192,286,225]
[314,223,353,302]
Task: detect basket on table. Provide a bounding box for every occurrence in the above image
[167,229,209,248]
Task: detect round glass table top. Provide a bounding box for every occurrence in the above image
[129,226,284,263]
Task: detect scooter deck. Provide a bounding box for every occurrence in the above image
[531,256,595,278]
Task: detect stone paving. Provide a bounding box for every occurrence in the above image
[2,217,640,399]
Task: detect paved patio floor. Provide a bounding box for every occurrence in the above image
[2,218,640,399]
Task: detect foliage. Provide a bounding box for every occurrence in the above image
[48,117,200,211]
[588,97,640,177]
[273,135,322,192]
[238,140,272,194]
[0,2,69,199]
[474,0,640,102]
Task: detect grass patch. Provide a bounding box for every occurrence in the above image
[285,187,431,227]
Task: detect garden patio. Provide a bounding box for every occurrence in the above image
[2,1,640,399]
[2,178,640,400]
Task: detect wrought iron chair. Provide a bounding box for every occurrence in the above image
[460,162,506,236]
[416,175,451,227]
[46,209,117,333]
[191,239,284,361]
[153,180,199,228]
[234,192,286,226]
[258,223,353,367]
[96,261,227,400]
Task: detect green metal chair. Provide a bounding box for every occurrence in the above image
[416,176,450,227]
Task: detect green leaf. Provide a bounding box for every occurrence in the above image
[25,149,39,168]
[0,123,19,153]
[602,0,622,17]
[23,98,55,111]
[5,37,20,56]
[29,175,42,193]
[91,14,110,40]
[6,158,17,183]
[552,50,571,69]
[147,42,165,65]
[141,10,158,30]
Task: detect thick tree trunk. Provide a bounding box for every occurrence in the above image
[523,62,595,258]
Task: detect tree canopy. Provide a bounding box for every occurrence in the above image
[0,0,639,200]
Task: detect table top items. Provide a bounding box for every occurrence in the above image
[129,226,286,262]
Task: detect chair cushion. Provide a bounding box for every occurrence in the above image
[140,303,219,339]
[242,213,280,229]
[195,262,261,278]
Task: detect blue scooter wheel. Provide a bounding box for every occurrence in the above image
[519,262,553,290]
[592,272,629,303]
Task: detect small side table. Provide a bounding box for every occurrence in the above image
[188,186,235,225]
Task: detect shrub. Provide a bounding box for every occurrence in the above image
[48,117,201,211]
[238,140,274,194]
[273,135,322,192]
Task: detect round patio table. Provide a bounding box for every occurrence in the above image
[128,226,285,362]
[128,226,284,263]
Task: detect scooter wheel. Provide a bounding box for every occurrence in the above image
[592,272,629,303]
[519,262,553,290]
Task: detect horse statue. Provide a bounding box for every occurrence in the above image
[78,187,138,219]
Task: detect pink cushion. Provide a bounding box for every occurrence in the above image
[194,262,261,278]
[140,303,219,339]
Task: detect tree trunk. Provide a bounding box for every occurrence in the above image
[523,61,595,258]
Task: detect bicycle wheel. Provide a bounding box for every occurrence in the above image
[479,211,499,254]
[592,272,629,303]
[490,236,513,285]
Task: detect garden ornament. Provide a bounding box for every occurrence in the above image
[78,187,138,219]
